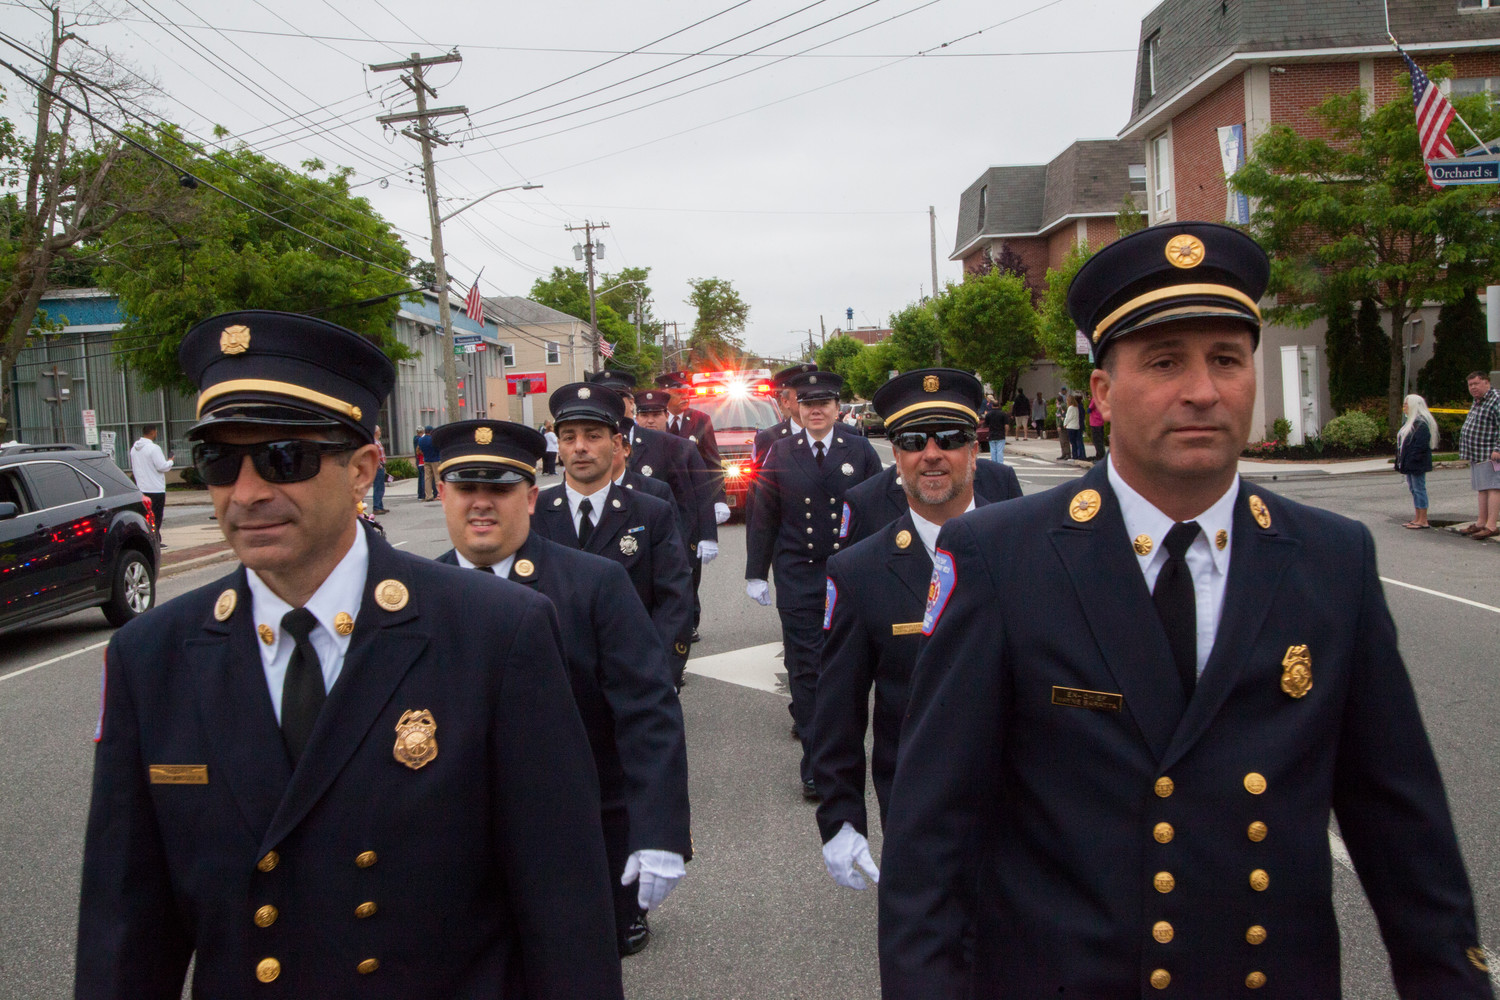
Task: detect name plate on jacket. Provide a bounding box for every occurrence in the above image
[1051,686,1123,712]
[891,622,924,636]
[149,765,209,784]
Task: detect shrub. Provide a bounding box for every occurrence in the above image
[1320,410,1383,451]
[384,457,417,480]
[1271,417,1292,444]
[175,466,203,488]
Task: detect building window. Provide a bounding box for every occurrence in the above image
[501,343,516,367]
[1458,0,1496,9]
[1146,33,1160,96]
[545,341,561,365]
[977,185,988,229]
[1452,77,1498,111]
[1128,163,1148,191]
[1151,132,1173,218]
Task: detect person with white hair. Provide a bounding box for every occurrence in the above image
[1395,393,1439,529]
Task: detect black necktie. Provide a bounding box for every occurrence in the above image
[280,608,326,765]
[671,417,682,435]
[475,565,495,574]
[814,441,825,468]
[1153,521,1201,700]
[577,497,595,549]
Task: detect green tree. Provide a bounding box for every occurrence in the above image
[1037,243,1096,390]
[1115,193,1147,237]
[1418,287,1491,404]
[887,300,942,369]
[935,266,1039,392]
[1232,66,1500,430]
[98,135,414,393]
[846,340,899,400]
[528,266,656,381]
[816,334,865,401]
[685,276,748,366]
[1353,297,1391,402]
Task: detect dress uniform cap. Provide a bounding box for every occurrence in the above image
[634,389,671,412]
[1066,222,1269,368]
[654,370,693,389]
[432,419,543,485]
[179,310,395,442]
[585,368,637,393]
[550,380,626,429]
[872,368,983,433]
[786,367,842,401]
[772,363,817,389]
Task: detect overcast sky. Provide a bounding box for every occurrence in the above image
[4,0,1162,360]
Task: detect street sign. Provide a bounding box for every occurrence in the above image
[474,344,486,351]
[1427,155,1500,186]
[1075,330,1091,355]
[82,409,99,446]
[99,430,116,460]
[463,344,477,353]
[506,371,547,395]
[454,333,483,345]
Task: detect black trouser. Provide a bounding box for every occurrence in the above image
[778,606,823,783]
[1090,424,1107,461]
[144,492,165,537]
[600,804,642,944]
[543,452,557,475]
[690,549,702,629]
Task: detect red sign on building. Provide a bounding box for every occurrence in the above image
[506,372,548,395]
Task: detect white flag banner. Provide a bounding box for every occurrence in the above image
[1218,125,1251,223]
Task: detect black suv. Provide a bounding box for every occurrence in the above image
[0,444,159,635]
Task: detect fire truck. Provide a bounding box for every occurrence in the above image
[683,369,781,521]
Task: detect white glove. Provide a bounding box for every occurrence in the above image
[746,579,771,606]
[696,539,719,564]
[822,821,880,890]
[622,849,686,910]
[714,501,730,525]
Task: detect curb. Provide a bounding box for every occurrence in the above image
[159,544,236,579]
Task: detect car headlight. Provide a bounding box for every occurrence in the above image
[725,463,742,477]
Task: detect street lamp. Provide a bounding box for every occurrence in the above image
[594,278,649,351]
[439,183,543,224]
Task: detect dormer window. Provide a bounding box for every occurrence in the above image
[977,185,988,229]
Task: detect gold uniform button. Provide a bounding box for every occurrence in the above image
[1246,971,1267,989]
[1153,822,1174,844]
[358,958,380,975]
[1247,821,1268,842]
[1244,772,1267,795]
[1154,776,1174,798]
[1249,869,1269,891]
[253,905,278,928]
[1150,968,1171,989]
[1152,920,1174,943]
[355,901,377,919]
[1153,871,1175,893]
[355,851,377,868]
[256,958,280,983]
[256,851,279,873]
[1246,925,1267,945]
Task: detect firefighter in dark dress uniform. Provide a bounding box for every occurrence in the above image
[658,371,732,640]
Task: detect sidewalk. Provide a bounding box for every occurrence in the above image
[996,433,1398,479]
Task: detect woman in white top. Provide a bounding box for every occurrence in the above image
[1063,396,1083,461]
[542,420,559,476]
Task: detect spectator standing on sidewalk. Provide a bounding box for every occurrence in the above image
[1056,387,1072,460]
[543,420,559,476]
[1458,370,1500,539]
[413,428,426,500]
[1395,394,1437,529]
[418,425,441,501]
[1063,395,1084,460]
[370,425,389,514]
[983,402,1009,464]
[1035,391,1048,443]
[1011,390,1031,440]
[1087,394,1107,461]
[129,424,174,540]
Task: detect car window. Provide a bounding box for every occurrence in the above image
[22,461,101,509]
[0,469,27,512]
[694,395,780,432]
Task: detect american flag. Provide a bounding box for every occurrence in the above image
[598,338,615,360]
[1400,50,1457,186]
[463,271,485,328]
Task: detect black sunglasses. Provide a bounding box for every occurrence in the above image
[890,429,976,453]
[192,440,354,487]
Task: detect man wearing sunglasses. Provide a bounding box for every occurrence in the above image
[431,418,690,960]
[810,368,993,892]
[77,310,623,999]
[878,225,1490,998]
[745,368,882,800]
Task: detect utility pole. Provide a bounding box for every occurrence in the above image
[565,220,610,371]
[372,51,467,419]
[930,205,943,364]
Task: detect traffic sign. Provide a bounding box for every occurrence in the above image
[454,333,483,345]
[82,409,99,445]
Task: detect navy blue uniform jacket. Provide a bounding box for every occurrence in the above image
[438,532,690,858]
[672,406,726,503]
[625,421,716,546]
[841,460,1022,546]
[621,467,676,516]
[532,481,694,667]
[752,417,795,467]
[878,463,1490,998]
[745,430,882,609]
[76,523,622,999]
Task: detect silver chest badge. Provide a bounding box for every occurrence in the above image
[841,462,854,476]
[620,534,639,556]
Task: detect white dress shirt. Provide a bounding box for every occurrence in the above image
[564,480,614,537]
[247,525,368,723]
[1107,457,1237,676]
[908,499,976,561]
[805,428,836,458]
[453,548,517,578]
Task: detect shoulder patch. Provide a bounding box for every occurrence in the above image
[823,577,838,630]
[839,502,851,539]
[93,650,107,743]
[921,548,956,636]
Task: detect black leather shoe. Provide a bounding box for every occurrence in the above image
[802,778,821,802]
[619,912,650,956]
[690,628,701,643]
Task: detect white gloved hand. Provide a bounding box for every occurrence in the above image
[746,579,771,606]
[622,849,686,910]
[714,501,731,525]
[822,822,880,890]
[697,539,719,564]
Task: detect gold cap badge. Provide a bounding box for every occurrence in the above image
[214,589,237,621]
[895,529,912,550]
[514,558,535,578]
[334,611,355,636]
[577,386,591,399]
[1069,489,1102,523]
[1133,534,1153,556]
[475,426,493,445]
[219,324,251,355]
[620,535,638,556]
[922,374,939,392]
[1216,528,1228,550]
[392,709,438,769]
[374,579,409,612]
[1165,234,1206,269]
[257,623,274,645]
[1280,644,1312,698]
[1249,494,1271,529]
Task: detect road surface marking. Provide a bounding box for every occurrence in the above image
[686,642,785,694]
[1380,577,1500,615]
[392,540,410,548]
[1,640,108,685]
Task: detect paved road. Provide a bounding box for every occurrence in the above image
[1,458,1496,998]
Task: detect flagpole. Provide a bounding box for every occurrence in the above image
[1388,31,1491,152]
